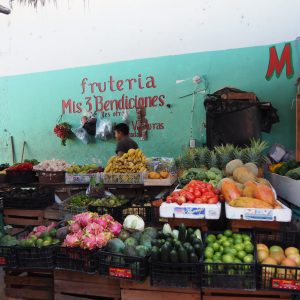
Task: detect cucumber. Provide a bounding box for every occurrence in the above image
[193,243,202,257]
[166,237,174,245]
[189,252,199,263]
[178,246,188,263]
[161,244,170,262]
[174,240,182,250]
[189,234,196,243]
[157,230,165,239]
[151,239,158,247]
[178,224,186,243]
[186,228,194,243]
[151,246,160,262]
[183,242,192,249]
[192,238,202,246]
[186,245,195,254]
[170,249,179,263]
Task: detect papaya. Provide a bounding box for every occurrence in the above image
[233,166,256,184]
[242,181,257,198]
[221,179,242,202]
[254,184,276,206]
[229,197,274,209]
[159,171,169,179]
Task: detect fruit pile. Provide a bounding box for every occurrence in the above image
[66,164,104,174]
[106,225,157,258]
[33,160,70,172]
[150,224,202,263]
[62,212,122,250]
[204,230,254,264]
[148,171,169,179]
[257,244,300,271]
[0,232,20,247]
[19,223,60,248]
[7,162,33,171]
[105,149,147,173]
[90,195,128,208]
[53,122,72,146]
[166,180,219,205]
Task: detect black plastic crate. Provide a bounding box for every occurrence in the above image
[99,250,149,281]
[256,230,300,292]
[16,244,57,269]
[150,260,201,288]
[0,228,29,268]
[122,205,152,224]
[3,188,54,209]
[201,231,256,290]
[6,170,37,184]
[88,201,130,222]
[55,247,98,274]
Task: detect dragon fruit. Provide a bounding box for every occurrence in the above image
[63,234,81,247]
[109,221,122,236]
[63,212,122,250]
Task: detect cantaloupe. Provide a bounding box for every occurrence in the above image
[225,159,243,176]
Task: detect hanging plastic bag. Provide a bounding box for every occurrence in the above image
[122,109,130,124]
[71,126,90,144]
[95,118,113,141]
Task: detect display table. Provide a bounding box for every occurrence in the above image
[121,277,201,300]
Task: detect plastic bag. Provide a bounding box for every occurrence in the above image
[71,127,90,144]
[95,118,112,141]
[122,109,130,124]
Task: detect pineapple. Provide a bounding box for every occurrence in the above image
[176,147,197,170]
[244,139,268,166]
[233,147,247,162]
[214,144,235,169]
[194,147,209,168]
[206,150,218,169]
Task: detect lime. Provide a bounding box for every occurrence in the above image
[213,252,222,261]
[242,234,251,242]
[25,239,33,247]
[217,234,223,240]
[228,268,235,275]
[214,260,224,271]
[243,254,254,264]
[244,240,252,246]
[222,240,231,247]
[19,240,26,247]
[30,235,37,241]
[50,229,57,237]
[212,242,220,251]
[244,243,254,254]
[36,239,44,248]
[227,238,234,244]
[228,248,237,257]
[219,246,224,253]
[44,236,53,243]
[224,229,233,237]
[234,258,242,263]
[234,243,244,251]
[204,247,214,259]
[233,233,242,240]
[207,242,214,249]
[39,232,50,239]
[42,240,51,247]
[206,234,216,243]
[234,239,243,245]
[222,254,234,263]
[237,250,247,260]
[204,258,213,263]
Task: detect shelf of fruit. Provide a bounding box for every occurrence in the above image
[65,164,104,184]
[159,180,221,219]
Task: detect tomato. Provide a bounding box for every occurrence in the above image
[194,198,204,204]
[193,189,202,198]
[200,188,209,194]
[185,191,195,202]
[180,190,188,196]
[203,191,215,198]
[206,183,214,191]
[207,196,218,204]
[186,187,194,194]
[199,196,208,203]
[171,191,180,197]
[166,196,173,203]
[214,188,221,195]
[177,195,186,205]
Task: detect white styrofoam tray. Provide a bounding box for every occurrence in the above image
[159,202,221,219]
[225,200,292,222]
[268,172,300,208]
[65,173,102,184]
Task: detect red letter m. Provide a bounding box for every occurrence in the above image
[266,43,294,80]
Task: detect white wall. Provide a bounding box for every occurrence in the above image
[0,0,299,76]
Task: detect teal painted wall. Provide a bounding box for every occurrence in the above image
[0,40,299,165]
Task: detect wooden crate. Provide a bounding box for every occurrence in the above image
[168,218,209,231]
[229,219,280,232]
[202,288,292,300]
[43,204,62,225]
[5,269,53,300]
[4,208,44,227]
[121,277,201,300]
[54,269,121,300]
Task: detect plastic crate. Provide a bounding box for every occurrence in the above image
[16,245,57,269]
[201,231,256,290]
[55,247,98,274]
[99,250,149,281]
[256,230,300,292]
[150,260,201,288]
[122,205,152,224]
[0,228,29,268]
[36,171,65,184]
[6,170,37,184]
[3,188,54,209]
[88,201,130,222]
